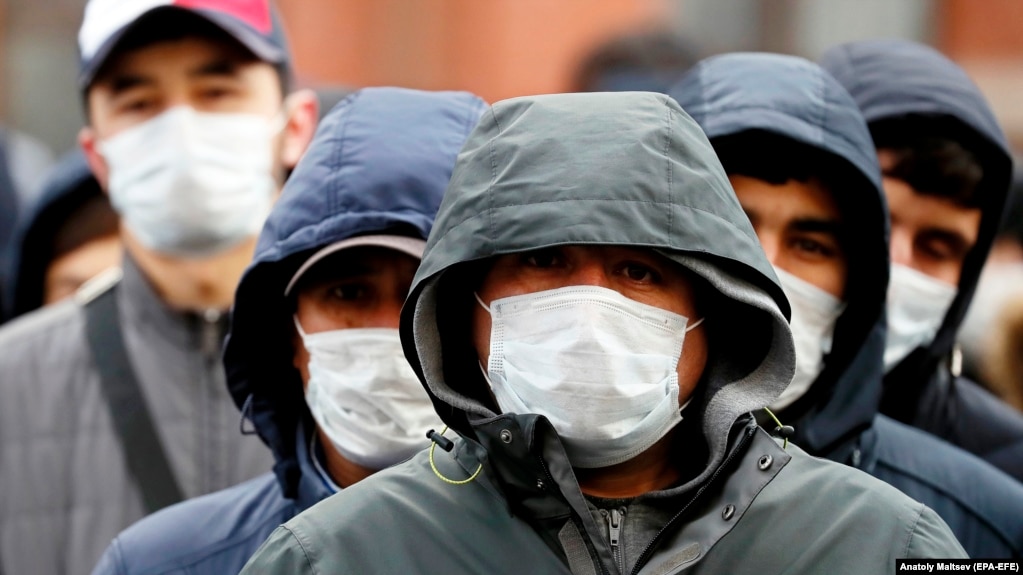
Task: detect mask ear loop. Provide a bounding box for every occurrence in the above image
[474,292,491,313]
[685,317,705,332]
[428,427,482,485]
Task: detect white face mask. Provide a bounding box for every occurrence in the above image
[884,264,957,372]
[477,285,703,469]
[769,267,845,412]
[296,322,441,470]
[99,106,280,257]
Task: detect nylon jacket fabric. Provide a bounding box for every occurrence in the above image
[0,255,274,575]
[89,87,488,575]
[670,53,1023,557]
[820,39,1023,481]
[3,150,103,320]
[241,92,964,575]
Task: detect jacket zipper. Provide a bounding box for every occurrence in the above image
[199,308,223,491]
[628,423,758,574]
[602,508,626,574]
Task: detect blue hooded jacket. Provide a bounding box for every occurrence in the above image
[90,87,488,575]
[670,52,1023,557]
[820,40,1023,482]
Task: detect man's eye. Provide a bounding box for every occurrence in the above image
[621,263,660,283]
[118,98,153,114]
[331,285,367,301]
[523,250,559,268]
[792,237,836,258]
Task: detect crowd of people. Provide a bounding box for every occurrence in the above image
[1,1,1022,574]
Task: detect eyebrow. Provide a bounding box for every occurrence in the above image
[188,59,242,80]
[105,73,154,96]
[921,228,971,254]
[790,217,843,236]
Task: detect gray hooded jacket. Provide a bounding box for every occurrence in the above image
[241,93,964,575]
[0,257,274,574]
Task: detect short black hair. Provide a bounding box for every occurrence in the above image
[711,130,855,191]
[870,119,985,209]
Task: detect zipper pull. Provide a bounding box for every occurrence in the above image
[199,308,223,359]
[607,508,623,549]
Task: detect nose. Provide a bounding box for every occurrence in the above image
[370,297,404,329]
[565,255,613,289]
[889,227,913,267]
[755,230,780,267]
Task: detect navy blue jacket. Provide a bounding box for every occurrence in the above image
[90,87,487,575]
[820,40,1023,483]
[671,52,1023,557]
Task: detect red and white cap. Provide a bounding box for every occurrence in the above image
[78,0,290,89]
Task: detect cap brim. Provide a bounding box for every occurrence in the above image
[79,5,287,90]
[284,235,427,296]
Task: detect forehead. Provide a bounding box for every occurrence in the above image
[730,175,842,222]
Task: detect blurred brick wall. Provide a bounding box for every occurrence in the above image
[276,0,666,103]
[939,0,1023,148]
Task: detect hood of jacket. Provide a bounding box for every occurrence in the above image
[669,53,889,457]
[223,87,487,498]
[3,150,106,320]
[400,91,795,496]
[819,40,1013,403]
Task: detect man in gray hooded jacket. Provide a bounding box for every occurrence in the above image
[242,92,964,575]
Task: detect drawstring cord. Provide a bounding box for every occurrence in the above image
[762,407,793,449]
[428,427,482,485]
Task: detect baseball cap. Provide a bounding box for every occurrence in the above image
[284,235,428,296]
[78,0,291,90]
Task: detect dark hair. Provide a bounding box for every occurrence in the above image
[997,171,1023,245]
[572,29,700,93]
[711,130,855,191]
[868,118,986,208]
[51,194,119,260]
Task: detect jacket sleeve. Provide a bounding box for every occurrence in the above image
[905,506,969,559]
[239,526,315,575]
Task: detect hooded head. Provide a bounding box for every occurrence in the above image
[4,150,119,320]
[669,53,888,455]
[223,87,487,498]
[820,40,1013,395]
[400,92,794,490]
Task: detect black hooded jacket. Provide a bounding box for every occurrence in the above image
[821,40,1023,482]
[671,51,1023,557]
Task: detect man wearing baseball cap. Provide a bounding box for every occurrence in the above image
[89,86,486,575]
[0,1,317,573]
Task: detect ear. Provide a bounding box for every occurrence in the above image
[279,89,319,171]
[78,126,111,192]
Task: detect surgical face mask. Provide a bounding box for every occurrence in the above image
[477,285,704,469]
[884,264,957,372]
[296,321,441,470]
[99,106,280,257]
[769,268,845,412]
